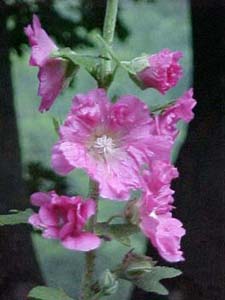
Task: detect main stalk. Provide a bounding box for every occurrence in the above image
[82,2,119,299]
[100,0,119,88]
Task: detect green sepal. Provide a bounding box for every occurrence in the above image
[0,208,33,226]
[95,222,139,246]
[28,286,74,300]
[121,252,156,280]
[150,99,177,114]
[52,48,100,80]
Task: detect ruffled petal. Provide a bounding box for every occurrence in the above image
[61,232,101,251]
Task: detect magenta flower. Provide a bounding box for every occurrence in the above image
[51,88,171,201]
[25,15,70,112]
[138,161,185,262]
[29,191,101,251]
[153,89,196,141]
[137,49,183,94]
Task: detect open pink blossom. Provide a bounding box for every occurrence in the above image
[29,191,101,251]
[25,15,71,112]
[51,88,172,201]
[138,161,185,262]
[153,89,196,140]
[137,49,183,94]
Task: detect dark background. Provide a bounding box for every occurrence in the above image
[0,1,224,299]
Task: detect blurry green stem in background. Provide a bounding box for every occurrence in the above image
[82,2,119,298]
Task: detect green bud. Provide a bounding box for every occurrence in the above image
[124,199,140,225]
[122,252,156,280]
[99,269,119,296]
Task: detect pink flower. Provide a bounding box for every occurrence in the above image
[140,212,185,262]
[29,191,101,251]
[138,161,185,262]
[153,89,196,140]
[51,88,171,201]
[25,15,72,112]
[137,49,183,94]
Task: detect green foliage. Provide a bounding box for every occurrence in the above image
[28,286,74,300]
[52,48,100,80]
[24,162,68,195]
[1,0,132,55]
[0,208,33,226]
[129,266,181,295]
[95,222,139,246]
[114,252,182,295]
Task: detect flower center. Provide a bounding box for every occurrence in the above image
[93,135,115,155]
[149,210,158,219]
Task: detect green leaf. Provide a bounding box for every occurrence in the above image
[95,223,139,246]
[28,286,74,300]
[52,48,99,79]
[132,266,182,295]
[0,209,33,226]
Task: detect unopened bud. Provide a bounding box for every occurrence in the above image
[99,269,119,296]
[122,252,156,280]
[124,199,140,225]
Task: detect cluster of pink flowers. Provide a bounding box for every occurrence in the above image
[26,15,196,260]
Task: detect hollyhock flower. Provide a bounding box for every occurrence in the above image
[29,191,101,251]
[153,89,196,140]
[137,49,183,94]
[138,161,185,262]
[52,88,172,201]
[25,15,76,112]
[140,211,185,262]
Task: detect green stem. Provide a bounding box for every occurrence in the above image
[82,179,99,300]
[82,1,119,299]
[100,0,119,88]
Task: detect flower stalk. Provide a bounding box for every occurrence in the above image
[82,1,119,298]
[100,0,119,88]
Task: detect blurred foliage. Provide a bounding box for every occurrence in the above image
[24,161,68,195]
[1,0,154,55]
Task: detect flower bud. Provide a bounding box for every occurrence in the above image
[99,269,119,296]
[136,49,183,94]
[122,252,156,280]
[124,199,140,225]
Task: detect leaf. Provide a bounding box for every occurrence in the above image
[52,48,98,79]
[0,209,33,226]
[28,286,74,300]
[95,223,139,246]
[132,266,182,295]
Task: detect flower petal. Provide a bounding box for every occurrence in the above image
[61,232,101,251]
